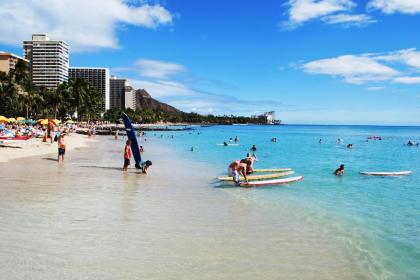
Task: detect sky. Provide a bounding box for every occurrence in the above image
[1,0,420,125]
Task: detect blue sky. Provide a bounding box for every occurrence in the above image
[1,0,420,125]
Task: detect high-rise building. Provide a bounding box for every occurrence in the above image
[0,51,29,74]
[23,34,69,88]
[124,83,136,110]
[110,76,126,110]
[69,67,110,111]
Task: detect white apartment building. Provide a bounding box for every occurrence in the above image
[124,83,136,110]
[69,67,110,111]
[23,34,69,88]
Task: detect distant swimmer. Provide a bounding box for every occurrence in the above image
[123,140,132,171]
[190,146,194,152]
[319,139,322,143]
[223,141,228,146]
[229,138,233,143]
[334,164,345,176]
[234,136,239,143]
[347,144,353,149]
[271,137,277,142]
[228,160,248,185]
[250,144,257,152]
[407,140,419,146]
[337,138,343,143]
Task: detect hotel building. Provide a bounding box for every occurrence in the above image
[110,77,127,110]
[23,34,69,88]
[0,51,29,74]
[69,67,110,111]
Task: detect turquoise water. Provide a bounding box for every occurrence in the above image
[147,125,420,279]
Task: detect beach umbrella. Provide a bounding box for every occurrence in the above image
[0,116,8,123]
[8,117,16,123]
[64,120,74,124]
[54,119,61,124]
[37,119,57,126]
[17,117,25,122]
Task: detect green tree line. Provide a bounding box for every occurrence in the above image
[103,108,268,124]
[0,60,101,121]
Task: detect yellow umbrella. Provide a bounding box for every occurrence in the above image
[38,119,57,126]
[17,117,25,122]
[54,119,61,124]
[0,116,9,123]
[8,117,16,123]
[64,120,74,124]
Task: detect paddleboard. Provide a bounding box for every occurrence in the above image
[216,143,239,146]
[121,112,142,169]
[253,168,292,173]
[360,171,412,176]
[217,171,295,181]
[240,176,303,187]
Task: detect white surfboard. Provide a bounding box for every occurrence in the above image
[240,176,303,187]
[360,171,412,176]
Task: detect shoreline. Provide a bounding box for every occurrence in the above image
[0,133,94,163]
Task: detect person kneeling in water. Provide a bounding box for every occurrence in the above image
[228,160,248,185]
[139,160,152,174]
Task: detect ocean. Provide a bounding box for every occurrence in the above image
[149,124,420,279]
[0,124,419,279]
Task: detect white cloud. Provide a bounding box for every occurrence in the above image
[302,55,399,84]
[393,76,420,84]
[366,86,385,91]
[368,0,420,14]
[375,48,420,69]
[0,0,172,51]
[322,13,376,26]
[130,79,195,98]
[283,0,356,27]
[136,59,186,79]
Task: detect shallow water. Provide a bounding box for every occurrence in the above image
[149,125,420,279]
[0,133,375,279]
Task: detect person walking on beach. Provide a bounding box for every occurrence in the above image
[228,160,248,185]
[114,127,118,140]
[123,140,132,171]
[57,133,66,162]
[334,164,345,176]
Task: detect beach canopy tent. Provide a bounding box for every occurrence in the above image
[8,117,16,123]
[0,116,9,123]
[16,117,25,122]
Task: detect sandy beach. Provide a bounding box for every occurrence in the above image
[0,133,93,163]
[0,133,371,279]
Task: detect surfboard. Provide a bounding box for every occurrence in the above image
[217,171,295,181]
[216,143,239,146]
[240,176,304,187]
[253,168,292,173]
[121,112,142,169]
[360,171,412,176]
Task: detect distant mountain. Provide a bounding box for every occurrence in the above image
[135,89,182,115]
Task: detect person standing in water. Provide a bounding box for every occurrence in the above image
[57,133,66,162]
[334,164,345,176]
[123,140,132,171]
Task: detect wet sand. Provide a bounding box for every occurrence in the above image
[0,136,370,279]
